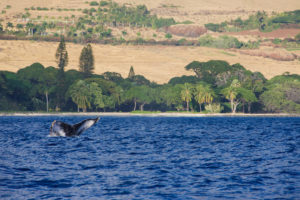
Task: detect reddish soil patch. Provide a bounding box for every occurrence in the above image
[228,28,300,39]
[163,25,207,38]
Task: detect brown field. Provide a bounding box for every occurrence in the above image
[0,40,299,83]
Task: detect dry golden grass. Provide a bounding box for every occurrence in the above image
[0,40,299,83]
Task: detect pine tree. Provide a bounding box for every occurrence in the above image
[55,36,68,71]
[55,36,68,110]
[79,44,94,77]
[128,66,135,79]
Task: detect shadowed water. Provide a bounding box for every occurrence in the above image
[0,116,299,199]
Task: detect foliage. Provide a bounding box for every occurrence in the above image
[168,75,199,85]
[90,1,99,6]
[205,23,226,32]
[1,59,298,113]
[125,85,154,111]
[79,44,94,77]
[271,10,300,24]
[205,10,300,33]
[198,34,259,49]
[205,103,223,113]
[160,84,183,110]
[165,33,172,39]
[128,66,135,79]
[221,79,241,113]
[181,83,193,111]
[67,80,104,112]
[185,60,263,88]
[55,36,68,71]
[193,83,215,112]
[67,80,91,111]
[260,80,300,113]
[129,75,151,85]
[103,71,123,82]
[260,74,300,113]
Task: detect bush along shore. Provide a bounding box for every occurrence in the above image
[1,37,300,114]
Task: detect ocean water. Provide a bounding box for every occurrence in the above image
[0,116,299,199]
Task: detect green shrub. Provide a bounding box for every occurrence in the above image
[165,33,172,39]
[272,10,300,24]
[100,29,112,37]
[178,38,187,45]
[198,34,257,49]
[100,1,108,6]
[273,38,282,44]
[90,8,96,12]
[152,18,176,29]
[205,103,223,113]
[90,1,99,6]
[205,23,227,32]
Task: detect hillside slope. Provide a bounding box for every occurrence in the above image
[0,40,299,83]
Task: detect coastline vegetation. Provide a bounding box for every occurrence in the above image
[1,37,299,114]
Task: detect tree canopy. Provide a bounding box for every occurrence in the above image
[79,44,95,77]
[1,60,299,114]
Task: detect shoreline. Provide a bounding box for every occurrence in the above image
[0,112,299,117]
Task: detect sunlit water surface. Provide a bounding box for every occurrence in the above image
[0,116,299,199]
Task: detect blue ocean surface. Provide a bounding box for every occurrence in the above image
[0,116,299,199]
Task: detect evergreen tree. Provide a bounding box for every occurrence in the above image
[55,36,68,72]
[79,44,94,77]
[55,36,68,110]
[128,66,135,79]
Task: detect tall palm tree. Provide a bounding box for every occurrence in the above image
[69,80,91,112]
[181,83,193,111]
[194,84,214,112]
[222,79,241,113]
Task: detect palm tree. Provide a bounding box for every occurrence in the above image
[222,79,241,113]
[181,83,193,111]
[68,80,91,112]
[194,84,214,112]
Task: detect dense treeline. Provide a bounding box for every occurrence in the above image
[1,61,299,113]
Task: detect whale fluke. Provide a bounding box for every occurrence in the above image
[49,117,100,137]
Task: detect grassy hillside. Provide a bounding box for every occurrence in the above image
[0,40,299,83]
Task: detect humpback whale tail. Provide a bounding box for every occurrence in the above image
[49,117,100,137]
